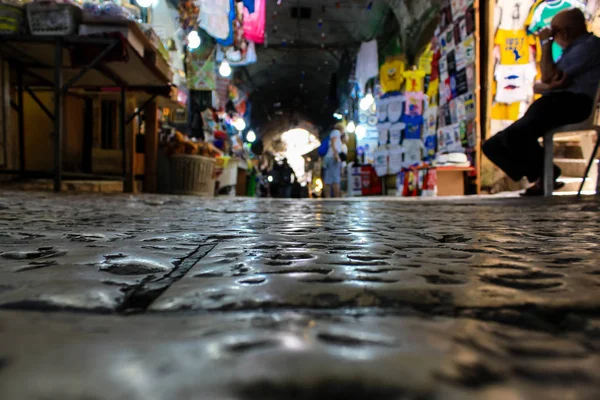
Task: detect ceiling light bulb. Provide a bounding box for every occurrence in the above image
[234,118,246,131]
[219,61,232,77]
[355,125,366,140]
[136,0,155,7]
[346,121,356,133]
[246,130,256,143]
[187,31,201,50]
[333,112,343,120]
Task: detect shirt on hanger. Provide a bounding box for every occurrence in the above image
[495,29,534,65]
[494,63,537,104]
[403,69,427,92]
[405,92,425,116]
[380,60,406,93]
[426,79,440,105]
[402,115,424,140]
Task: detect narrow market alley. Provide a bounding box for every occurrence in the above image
[1,0,600,398]
[0,191,599,399]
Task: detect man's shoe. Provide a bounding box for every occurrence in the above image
[520,180,566,196]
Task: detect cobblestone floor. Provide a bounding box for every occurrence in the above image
[0,191,599,399]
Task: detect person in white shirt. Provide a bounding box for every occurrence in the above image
[322,123,347,198]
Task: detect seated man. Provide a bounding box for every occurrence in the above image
[483,9,600,196]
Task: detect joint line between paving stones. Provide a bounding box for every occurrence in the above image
[117,243,217,314]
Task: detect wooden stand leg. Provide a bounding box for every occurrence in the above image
[124,94,137,193]
[144,101,158,193]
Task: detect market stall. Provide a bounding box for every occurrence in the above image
[347,0,482,197]
[0,0,175,193]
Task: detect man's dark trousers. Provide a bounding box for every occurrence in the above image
[483,92,592,183]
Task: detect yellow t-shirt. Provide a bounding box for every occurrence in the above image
[426,79,439,105]
[403,69,426,93]
[417,43,434,75]
[379,60,405,93]
[494,29,534,65]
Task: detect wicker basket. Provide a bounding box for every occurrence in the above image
[0,4,24,34]
[170,154,216,197]
[26,2,81,36]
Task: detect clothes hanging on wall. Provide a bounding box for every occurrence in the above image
[355,40,379,93]
[243,0,265,43]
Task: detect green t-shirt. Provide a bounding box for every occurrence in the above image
[528,0,587,61]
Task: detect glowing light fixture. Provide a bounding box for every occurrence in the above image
[355,124,367,140]
[219,61,232,77]
[359,93,374,111]
[333,112,343,120]
[234,118,246,131]
[346,121,356,134]
[187,31,201,50]
[246,130,256,143]
[136,0,155,7]
[268,176,274,183]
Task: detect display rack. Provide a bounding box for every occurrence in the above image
[0,33,173,192]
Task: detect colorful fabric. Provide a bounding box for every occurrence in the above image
[495,29,534,64]
[380,60,406,93]
[403,69,427,92]
[199,0,232,41]
[402,115,424,140]
[242,0,255,13]
[494,64,537,104]
[243,0,265,44]
[188,49,217,90]
[405,92,425,116]
[426,79,440,105]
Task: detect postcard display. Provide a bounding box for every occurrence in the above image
[375,0,479,196]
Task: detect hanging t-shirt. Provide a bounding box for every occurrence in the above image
[418,43,434,75]
[494,64,537,104]
[494,29,534,65]
[387,94,405,123]
[378,123,390,146]
[463,35,476,64]
[389,122,406,145]
[388,146,404,175]
[423,106,438,160]
[430,49,442,80]
[356,40,379,92]
[377,97,389,123]
[404,69,427,92]
[402,114,424,140]
[527,0,586,34]
[498,0,535,30]
[380,60,406,93]
[403,139,422,168]
[405,92,425,116]
[527,0,587,61]
[426,79,440,105]
[439,27,455,57]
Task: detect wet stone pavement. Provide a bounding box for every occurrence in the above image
[0,191,600,399]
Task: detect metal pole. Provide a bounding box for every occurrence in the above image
[120,86,126,180]
[17,67,25,174]
[53,39,63,192]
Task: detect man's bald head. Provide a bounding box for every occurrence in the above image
[552,8,588,37]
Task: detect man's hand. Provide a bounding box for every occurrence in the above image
[538,27,553,41]
[549,70,567,89]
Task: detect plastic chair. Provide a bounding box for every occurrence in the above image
[543,85,600,196]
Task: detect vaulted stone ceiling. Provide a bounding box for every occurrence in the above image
[232,0,442,145]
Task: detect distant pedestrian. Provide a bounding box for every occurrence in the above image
[322,123,347,198]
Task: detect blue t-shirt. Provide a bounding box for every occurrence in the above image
[402,115,424,140]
